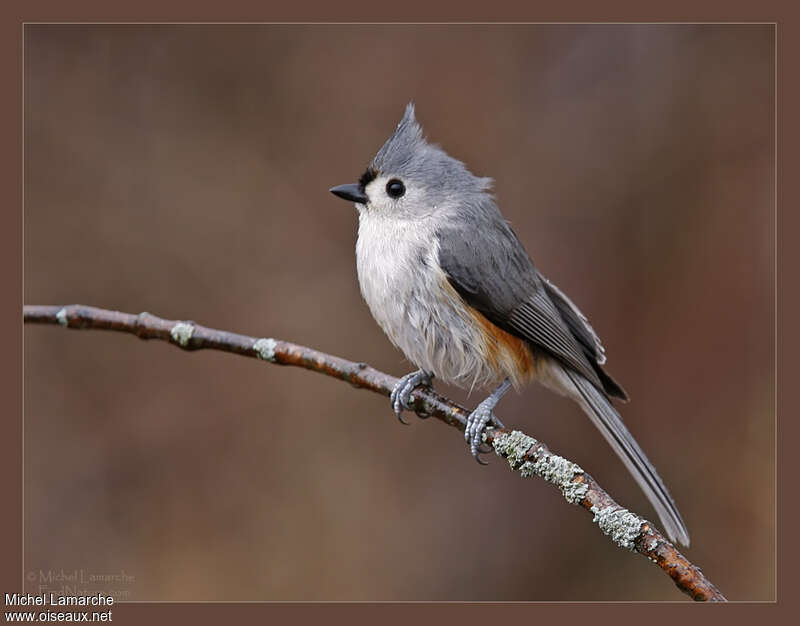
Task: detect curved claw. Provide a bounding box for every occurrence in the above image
[463,378,511,464]
[389,370,432,424]
[465,403,497,463]
[391,389,410,424]
[392,402,411,424]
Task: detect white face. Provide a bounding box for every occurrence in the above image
[361,174,434,220]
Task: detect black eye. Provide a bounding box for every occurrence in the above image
[385,179,405,199]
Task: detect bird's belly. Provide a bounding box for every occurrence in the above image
[360,266,493,387]
[356,219,531,389]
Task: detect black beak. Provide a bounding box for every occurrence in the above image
[329,183,368,204]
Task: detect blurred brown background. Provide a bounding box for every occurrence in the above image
[23,24,774,601]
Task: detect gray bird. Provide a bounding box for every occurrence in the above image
[329,104,690,546]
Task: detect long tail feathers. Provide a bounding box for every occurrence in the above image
[566,370,690,546]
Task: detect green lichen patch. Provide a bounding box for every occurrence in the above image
[253,337,277,362]
[492,430,587,505]
[170,322,194,347]
[590,505,643,550]
[532,452,588,504]
[491,430,536,469]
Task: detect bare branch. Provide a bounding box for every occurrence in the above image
[24,304,726,601]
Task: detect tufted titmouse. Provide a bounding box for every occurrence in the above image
[329,104,689,546]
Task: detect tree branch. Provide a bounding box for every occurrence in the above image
[23,304,726,601]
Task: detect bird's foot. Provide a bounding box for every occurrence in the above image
[464,402,505,463]
[464,379,511,463]
[390,369,433,424]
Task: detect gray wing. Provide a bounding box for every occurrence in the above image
[436,210,626,400]
[541,278,606,365]
[435,207,696,543]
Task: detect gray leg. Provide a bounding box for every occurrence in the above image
[390,369,433,424]
[465,378,511,461]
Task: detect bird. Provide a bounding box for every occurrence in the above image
[329,103,690,546]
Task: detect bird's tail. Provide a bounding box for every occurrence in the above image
[565,370,690,546]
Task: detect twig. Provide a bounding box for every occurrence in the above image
[23,304,726,601]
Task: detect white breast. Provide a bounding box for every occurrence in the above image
[355,210,505,389]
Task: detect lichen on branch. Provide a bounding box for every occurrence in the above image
[24,304,726,602]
